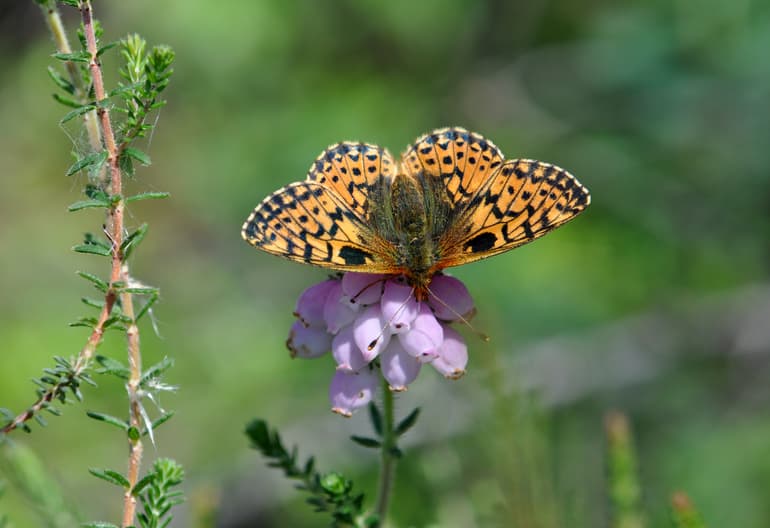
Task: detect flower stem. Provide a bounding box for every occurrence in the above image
[80,2,144,525]
[375,379,396,525]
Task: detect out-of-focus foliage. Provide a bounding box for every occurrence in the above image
[1,1,769,526]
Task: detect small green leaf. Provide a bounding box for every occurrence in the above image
[125,191,170,203]
[395,407,420,436]
[84,184,110,201]
[135,293,159,321]
[143,412,174,436]
[350,436,381,448]
[47,66,75,94]
[245,419,270,450]
[121,223,148,259]
[95,355,130,379]
[368,402,382,437]
[103,315,129,329]
[82,233,111,250]
[96,41,118,57]
[68,199,110,212]
[118,152,134,177]
[109,81,143,99]
[81,297,105,309]
[60,104,96,124]
[120,287,159,295]
[77,271,109,292]
[94,97,112,109]
[128,426,140,441]
[88,468,131,488]
[69,316,98,328]
[53,51,90,63]
[303,456,315,477]
[132,473,154,496]
[80,373,98,387]
[140,357,173,385]
[58,0,79,7]
[86,411,129,431]
[72,244,111,257]
[82,523,120,528]
[66,150,108,176]
[52,93,82,108]
[122,147,151,166]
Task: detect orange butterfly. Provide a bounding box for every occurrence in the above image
[242,127,590,299]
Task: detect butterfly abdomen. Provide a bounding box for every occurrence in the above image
[381,173,436,283]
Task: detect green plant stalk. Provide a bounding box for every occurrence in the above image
[79,1,144,525]
[120,276,143,528]
[2,0,121,437]
[40,2,102,158]
[375,380,396,524]
[606,411,646,528]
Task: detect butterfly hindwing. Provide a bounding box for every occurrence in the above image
[241,181,398,272]
[437,159,590,267]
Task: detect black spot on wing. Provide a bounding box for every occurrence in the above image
[339,245,372,265]
[464,232,497,253]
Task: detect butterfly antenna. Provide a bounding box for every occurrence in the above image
[367,285,416,351]
[424,285,489,342]
[350,277,386,305]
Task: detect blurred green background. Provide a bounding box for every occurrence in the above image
[2,0,770,526]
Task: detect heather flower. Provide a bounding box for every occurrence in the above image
[287,320,333,359]
[329,368,379,417]
[294,279,337,328]
[286,272,475,416]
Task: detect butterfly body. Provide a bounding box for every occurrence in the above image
[242,127,590,298]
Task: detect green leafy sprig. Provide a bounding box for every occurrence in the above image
[83,458,185,528]
[1,0,183,526]
[246,419,378,528]
[246,397,420,527]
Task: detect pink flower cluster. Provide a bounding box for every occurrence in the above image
[287,273,474,417]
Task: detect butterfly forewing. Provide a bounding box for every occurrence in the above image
[437,159,590,268]
[401,127,505,205]
[242,181,397,272]
[306,142,396,218]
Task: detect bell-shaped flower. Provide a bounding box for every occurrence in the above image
[323,281,358,334]
[428,274,475,322]
[332,326,368,373]
[380,338,421,391]
[287,319,332,359]
[287,271,478,416]
[342,272,385,306]
[329,368,379,417]
[294,279,338,328]
[353,304,392,362]
[381,279,419,334]
[398,303,443,362]
[431,325,468,379]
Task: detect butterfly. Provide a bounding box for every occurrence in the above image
[241,127,590,299]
